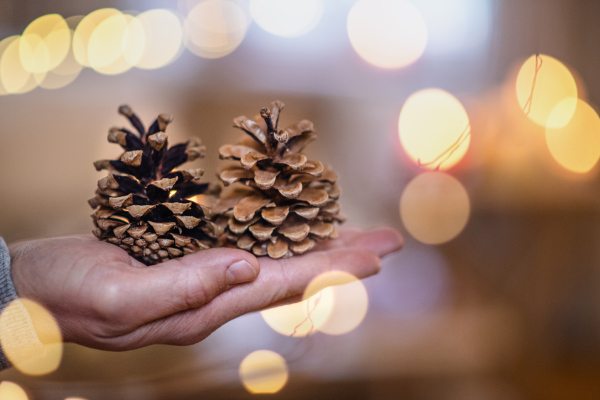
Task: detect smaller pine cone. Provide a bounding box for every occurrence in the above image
[216,100,345,259]
[90,105,221,265]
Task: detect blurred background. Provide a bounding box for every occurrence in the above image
[2,0,600,398]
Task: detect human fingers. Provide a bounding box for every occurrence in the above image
[109,248,380,348]
[89,248,260,333]
[314,227,404,257]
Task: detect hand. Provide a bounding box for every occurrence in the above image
[8,228,402,351]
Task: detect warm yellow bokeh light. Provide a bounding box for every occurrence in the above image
[261,288,333,336]
[73,8,122,67]
[36,29,82,90]
[183,0,249,59]
[0,381,28,400]
[546,98,600,173]
[135,10,183,70]
[0,298,63,376]
[400,172,470,244]
[347,0,427,69]
[20,14,70,74]
[516,54,577,128]
[303,271,368,335]
[399,88,470,170]
[0,37,42,95]
[87,13,145,75]
[0,36,19,95]
[122,16,146,67]
[239,350,288,394]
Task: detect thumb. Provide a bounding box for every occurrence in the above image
[118,248,259,324]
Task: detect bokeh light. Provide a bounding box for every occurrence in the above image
[239,350,288,394]
[0,298,63,376]
[19,14,70,74]
[303,271,369,335]
[250,0,323,37]
[0,37,42,94]
[399,88,470,170]
[412,0,491,55]
[135,9,183,70]
[545,98,600,173]
[36,29,82,90]
[516,54,577,128]
[400,172,470,244]
[0,381,28,400]
[347,0,427,69]
[73,8,122,67]
[183,0,249,59]
[0,36,19,95]
[261,288,333,336]
[87,13,145,75]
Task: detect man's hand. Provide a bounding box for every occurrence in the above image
[8,228,402,351]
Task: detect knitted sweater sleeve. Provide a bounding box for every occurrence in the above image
[0,238,18,369]
[0,237,49,371]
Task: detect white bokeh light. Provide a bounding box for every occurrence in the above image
[183,0,249,59]
[250,0,323,37]
[135,9,183,69]
[347,0,428,69]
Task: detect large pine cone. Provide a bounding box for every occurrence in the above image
[216,101,345,259]
[90,105,222,265]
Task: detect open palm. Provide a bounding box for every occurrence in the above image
[8,228,402,350]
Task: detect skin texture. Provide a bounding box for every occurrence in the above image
[8,228,402,351]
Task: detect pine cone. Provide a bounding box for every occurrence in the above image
[90,105,222,265]
[216,100,345,259]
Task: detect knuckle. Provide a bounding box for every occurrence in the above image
[180,269,212,309]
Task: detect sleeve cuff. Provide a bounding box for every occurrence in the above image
[0,238,44,371]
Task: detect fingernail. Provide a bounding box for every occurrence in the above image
[226,260,257,285]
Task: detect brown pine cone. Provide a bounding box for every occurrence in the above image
[90,105,222,265]
[215,100,345,259]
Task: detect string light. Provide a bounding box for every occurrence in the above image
[261,288,333,336]
[303,271,369,335]
[516,54,577,128]
[399,88,470,170]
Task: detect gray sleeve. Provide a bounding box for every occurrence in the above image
[0,238,18,370]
